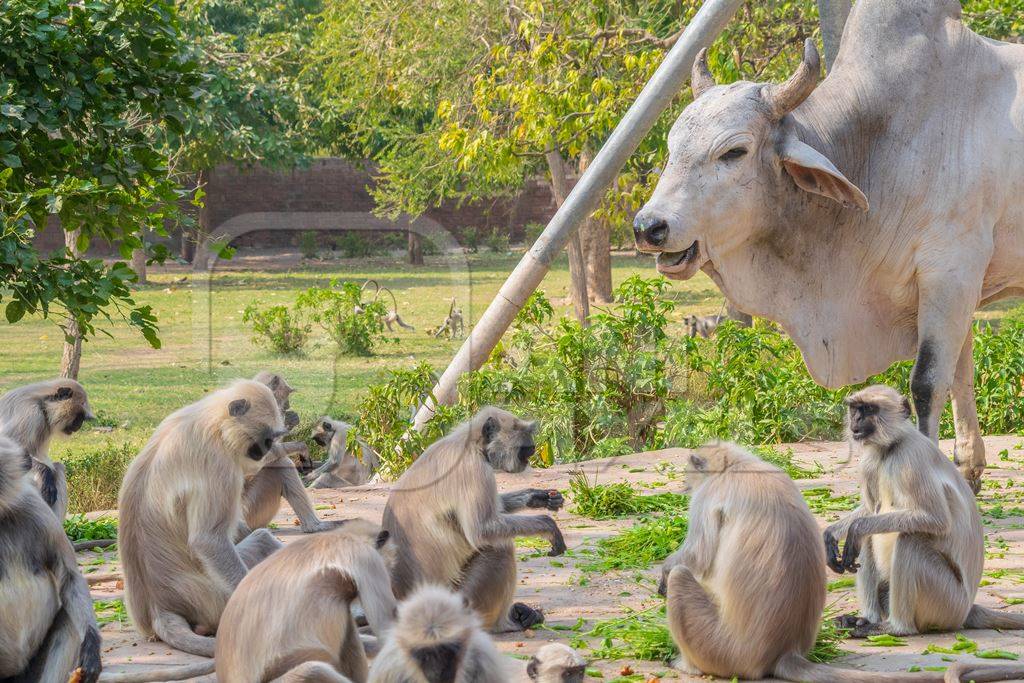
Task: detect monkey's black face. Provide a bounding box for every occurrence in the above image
[63,411,85,434]
[562,666,586,683]
[283,409,300,431]
[411,641,463,683]
[246,428,283,461]
[312,421,334,447]
[482,414,538,474]
[846,400,878,442]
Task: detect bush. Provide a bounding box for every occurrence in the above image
[242,304,310,355]
[524,222,545,246]
[334,232,374,258]
[63,442,137,513]
[298,230,319,259]
[64,514,118,541]
[296,279,394,356]
[483,231,510,253]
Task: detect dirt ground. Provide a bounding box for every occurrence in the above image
[90,436,1024,681]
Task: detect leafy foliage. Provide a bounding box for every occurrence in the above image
[242,303,310,355]
[295,279,394,356]
[63,441,137,514]
[568,471,687,519]
[63,514,117,542]
[579,514,689,573]
[0,0,199,343]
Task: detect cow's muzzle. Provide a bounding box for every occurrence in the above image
[633,214,670,250]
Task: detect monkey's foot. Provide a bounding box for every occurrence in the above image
[669,655,704,676]
[509,602,545,630]
[301,519,347,534]
[958,467,983,495]
[834,613,872,635]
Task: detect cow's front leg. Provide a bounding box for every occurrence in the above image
[911,272,982,488]
[951,332,985,492]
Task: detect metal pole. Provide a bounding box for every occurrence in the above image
[817,0,851,72]
[413,0,745,430]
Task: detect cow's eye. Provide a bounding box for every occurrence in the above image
[719,147,747,161]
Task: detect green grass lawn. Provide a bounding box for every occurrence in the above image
[0,248,724,510]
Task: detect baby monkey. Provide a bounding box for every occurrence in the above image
[825,385,1024,638]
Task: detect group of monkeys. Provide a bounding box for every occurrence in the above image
[3,375,1024,683]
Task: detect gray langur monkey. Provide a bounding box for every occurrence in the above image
[305,417,381,489]
[682,314,724,339]
[0,378,94,520]
[243,371,336,533]
[215,518,396,683]
[382,407,565,633]
[358,279,415,332]
[660,442,950,682]
[0,435,101,683]
[369,585,509,683]
[826,385,1024,639]
[431,299,464,339]
[525,644,587,683]
[118,380,286,659]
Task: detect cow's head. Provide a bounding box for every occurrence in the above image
[633,40,867,279]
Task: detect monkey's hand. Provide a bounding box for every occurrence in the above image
[840,521,864,573]
[75,626,102,683]
[301,519,346,534]
[548,525,567,556]
[35,461,59,508]
[526,489,564,511]
[823,528,844,574]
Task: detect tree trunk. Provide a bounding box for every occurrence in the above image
[577,150,613,303]
[817,0,851,72]
[131,248,147,284]
[60,229,83,379]
[545,150,589,324]
[407,231,424,265]
[181,169,208,263]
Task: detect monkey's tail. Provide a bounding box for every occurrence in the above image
[152,609,217,657]
[97,660,216,683]
[773,652,944,682]
[965,603,1024,630]
[943,661,1024,682]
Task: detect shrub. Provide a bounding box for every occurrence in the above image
[64,514,117,541]
[298,230,319,259]
[483,230,509,253]
[296,279,394,356]
[351,362,456,479]
[242,304,310,355]
[334,232,374,258]
[461,226,482,253]
[568,471,687,519]
[63,442,137,513]
[524,222,545,247]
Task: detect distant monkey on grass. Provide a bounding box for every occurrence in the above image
[826,385,1024,638]
[359,279,415,332]
[382,407,565,632]
[431,298,464,339]
[0,378,94,519]
[118,380,286,658]
[660,442,956,682]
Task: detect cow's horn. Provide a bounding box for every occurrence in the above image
[691,48,716,99]
[764,39,821,119]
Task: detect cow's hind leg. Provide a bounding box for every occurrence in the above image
[951,332,985,491]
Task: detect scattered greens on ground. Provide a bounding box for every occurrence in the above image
[93,599,128,626]
[63,514,118,542]
[578,514,689,573]
[568,471,687,520]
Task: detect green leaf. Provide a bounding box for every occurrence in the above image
[5,300,25,323]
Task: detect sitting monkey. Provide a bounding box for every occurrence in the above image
[382,407,565,632]
[826,385,1024,638]
[305,416,381,488]
[0,378,94,519]
[660,441,984,682]
[216,519,396,683]
[119,380,286,657]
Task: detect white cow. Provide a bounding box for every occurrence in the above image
[633,0,1024,491]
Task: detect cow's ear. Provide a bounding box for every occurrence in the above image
[780,137,869,211]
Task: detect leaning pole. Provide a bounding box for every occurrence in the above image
[413,0,745,430]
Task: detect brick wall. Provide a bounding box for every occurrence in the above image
[32,158,557,256]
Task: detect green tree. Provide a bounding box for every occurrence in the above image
[168,0,323,260]
[0,0,201,355]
